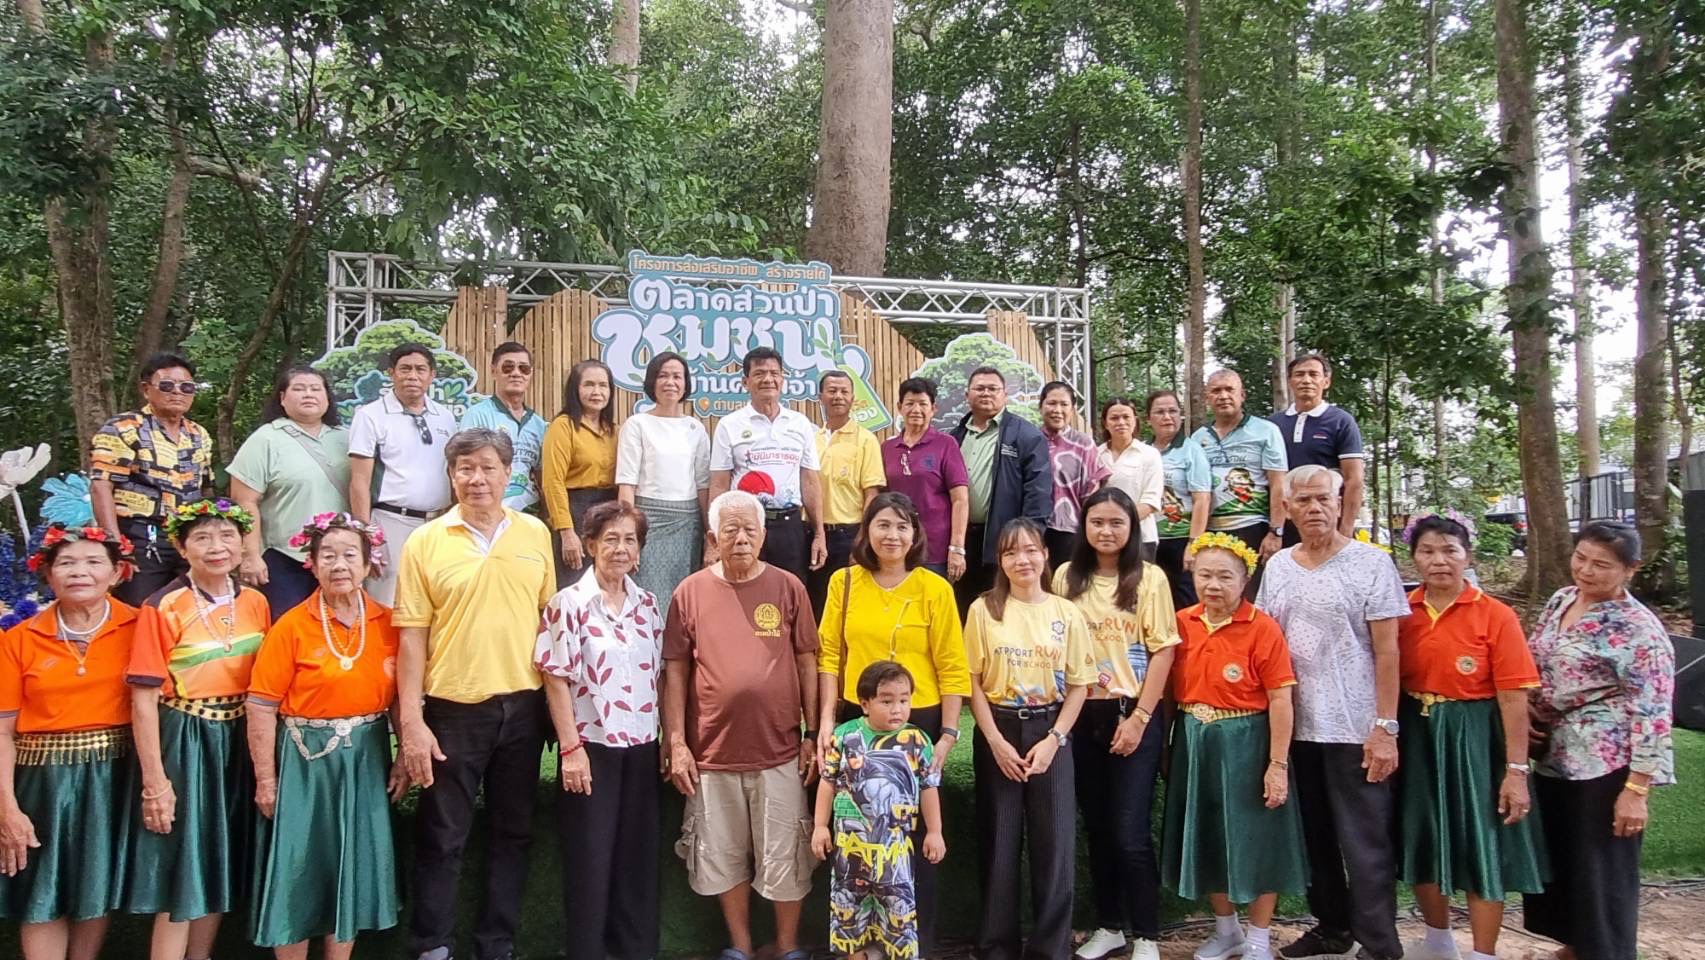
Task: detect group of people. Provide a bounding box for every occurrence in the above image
[0,342,1675,960]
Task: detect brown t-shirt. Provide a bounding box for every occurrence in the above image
[664,564,819,771]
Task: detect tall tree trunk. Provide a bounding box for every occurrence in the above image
[1630,200,1669,570]
[804,0,893,276]
[1425,0,1448,499]
[1562,0,1599,477]
[135,31,197,374]
[1493,0,1570,596]
[610,0,641,94]
[1271,12,1298,411]
[19,0,118,459]
[1182,0,1207,429]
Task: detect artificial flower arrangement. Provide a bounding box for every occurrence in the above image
[161,498,255,540]
[1186,531,1261,573]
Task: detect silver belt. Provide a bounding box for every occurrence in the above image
[282,712,386,761]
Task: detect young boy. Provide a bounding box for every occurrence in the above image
[812,661,947,960]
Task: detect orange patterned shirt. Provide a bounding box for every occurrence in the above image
[128,579,271,699]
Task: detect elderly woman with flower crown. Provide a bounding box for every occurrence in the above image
[1394,511,1544,960]
[125,498,272,960]
[246,512,404,959]
[1161,531,1305,960]
[0,525,139,960]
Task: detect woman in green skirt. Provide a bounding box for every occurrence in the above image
[1161,533,1305,960]
[127,499,272,960]
[0,526,139,960]
[247,512,403,958]
[1396,513,1545,960]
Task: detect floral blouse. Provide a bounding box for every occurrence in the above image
[1529,586,1675,784]
[534,573,663,748]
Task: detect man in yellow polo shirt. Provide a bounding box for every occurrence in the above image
[809,370,887,618]
[393,427,556,960]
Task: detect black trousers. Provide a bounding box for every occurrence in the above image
[560,741,661,960]
[974,708,1076,960]
[1291,741,1402,958]
[259,548,317,616]
[408,691,549,960]
[837,700,946,955]
[1524,768,1644,960]
[1072,699,1165,939]
[1154,538,1198,610]
[954,523,994,619]
[760,512,810,576]
[807,523,860,620]
[112,524,186,606]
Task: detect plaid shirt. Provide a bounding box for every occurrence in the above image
[88,406,212,525]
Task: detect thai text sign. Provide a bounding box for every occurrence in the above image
[593,251,891,430]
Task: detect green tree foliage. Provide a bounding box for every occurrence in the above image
[911,333,1046,430]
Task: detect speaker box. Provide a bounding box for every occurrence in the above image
[1674,633,1705,733]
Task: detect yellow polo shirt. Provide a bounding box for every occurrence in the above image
[816,421,887,524]
[393,506,556,703]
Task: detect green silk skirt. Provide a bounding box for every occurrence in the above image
[1397,695,1548,898]
[124,703,253,920]
[1161,712,1307,903]
[0,729,136,923]
[249,716,400,946]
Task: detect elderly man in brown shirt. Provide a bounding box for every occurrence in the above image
[664,489,820,960]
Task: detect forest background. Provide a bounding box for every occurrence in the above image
[1,0,1700,605]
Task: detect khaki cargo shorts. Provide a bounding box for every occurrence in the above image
[674,761,816,901]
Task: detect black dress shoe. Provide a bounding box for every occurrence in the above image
[1278,926,1356,959]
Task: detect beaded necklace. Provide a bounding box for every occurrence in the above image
[189,576,238,652]
[319,590,367,671]
[55,600,111,676]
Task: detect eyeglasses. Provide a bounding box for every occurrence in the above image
[499,362,532,375]
[408,412,434,445]
[150,379,204,395]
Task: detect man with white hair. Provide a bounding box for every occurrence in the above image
[1255,465,1409,960]
[663,490,821,960]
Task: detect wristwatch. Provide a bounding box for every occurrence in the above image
[940,726,961,740]
[1372,717,1400,736]
[1050,728,1069,747]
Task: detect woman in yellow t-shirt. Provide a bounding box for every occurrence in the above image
[816,491,971,957]
[1051,487,1178,960]
[965,517,1093,960]
[540,359,619,587]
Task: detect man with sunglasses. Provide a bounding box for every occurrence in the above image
[90,350,215,605]
[349,342,459,604]
[459,341,546,514]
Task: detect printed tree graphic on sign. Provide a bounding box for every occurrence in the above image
[911,333,1045,431]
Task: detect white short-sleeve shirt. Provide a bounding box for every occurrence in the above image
[1098,440,1165,544]
[533,573,664,747]
[709,404,820,508]
[1254,541,1411,744]
[615,413,711,502]
[347,390,458,511]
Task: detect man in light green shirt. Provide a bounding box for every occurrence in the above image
[960,418,1001,524]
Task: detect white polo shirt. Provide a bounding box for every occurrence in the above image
[348,389,458,511]
[1099,439,1165,544]
[710,403,820,509]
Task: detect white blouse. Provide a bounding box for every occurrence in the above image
[615,412,711,502]
[534,574,664,747]
[1098,440,1165,543]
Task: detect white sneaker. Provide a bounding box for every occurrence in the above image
[1195,927,1248,960]
[1130,938,1162,960]
[1077,928,1128,960]
[1401,938,1461,960]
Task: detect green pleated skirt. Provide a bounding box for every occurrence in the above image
[124,704,253,920]
[250,716,401,946]
[0,729,137,923]
[1161,712,1307,903]
[1397,695,1548,898]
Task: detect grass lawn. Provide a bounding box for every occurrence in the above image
[30,727,1705,959]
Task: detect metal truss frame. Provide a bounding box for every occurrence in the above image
[326,251,1094,416]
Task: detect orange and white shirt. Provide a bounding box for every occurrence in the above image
[248,590,399,718]
[1398,587,1538,700]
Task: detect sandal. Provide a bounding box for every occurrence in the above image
[718,950,753,960]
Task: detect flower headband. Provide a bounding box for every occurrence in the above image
[1186,531,1260,574]
[27,524,138,582]
[1402,508,1477,547]
[162,498,255,541]
[287,512,385,555]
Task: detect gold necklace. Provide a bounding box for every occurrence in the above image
[189,576,237,652]
[319,591,367,671]
[55,601,110,677]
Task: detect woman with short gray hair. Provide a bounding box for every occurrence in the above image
[1523,522,1674,960]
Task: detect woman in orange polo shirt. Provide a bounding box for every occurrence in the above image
[247,513,402,958]
[0,526,138,959]
[125,499,271,960]
[1395,513,1544,960]
[1160,533,1304,960]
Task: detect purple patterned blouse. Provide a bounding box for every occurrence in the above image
[1529,586,1675,784]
